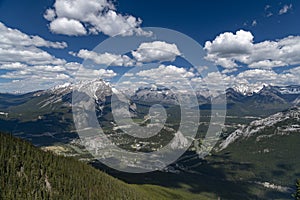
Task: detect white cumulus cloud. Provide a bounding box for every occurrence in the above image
[44,0,150,37]
[0,22,118,92]
[132,41,181,63]
[49,18,87,36]
[0,22,67,48]
[0,22,67,66]
[205,30,300,69]
[72,41,182,66]
[136,64,195,84]
[73,49,135,66]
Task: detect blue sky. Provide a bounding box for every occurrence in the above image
[0,0,299,93]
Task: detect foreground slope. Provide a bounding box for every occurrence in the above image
[0,132,148,199]
[0,132,214,200]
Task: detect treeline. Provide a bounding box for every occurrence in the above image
[0,133,150,200]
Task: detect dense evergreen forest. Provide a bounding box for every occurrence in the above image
[0,132,218,200]
[0,132,153,200]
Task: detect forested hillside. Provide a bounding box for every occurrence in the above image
[0,132,151,199]
[0,133,214,200]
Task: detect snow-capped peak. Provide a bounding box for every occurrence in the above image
[232,83,269,96]
[51,82,72,90]
[277,85,300,94]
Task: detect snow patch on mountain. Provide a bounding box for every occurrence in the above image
[34,79,112,108]
[278,85,300,94]
[232,84,300,96]
[232,83,268,96]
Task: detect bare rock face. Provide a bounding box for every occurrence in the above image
[219,106,300,150]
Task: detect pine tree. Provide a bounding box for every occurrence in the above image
[295,179,300,200]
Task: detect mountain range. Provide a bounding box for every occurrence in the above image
[2,79,300,110]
